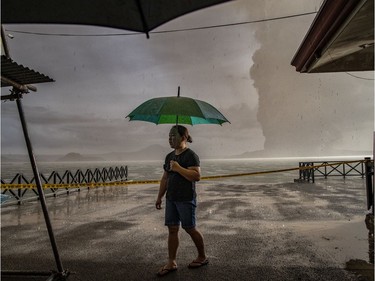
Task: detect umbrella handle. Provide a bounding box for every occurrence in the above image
[176,86,180,125]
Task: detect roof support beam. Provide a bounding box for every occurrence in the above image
[1,76,37,95]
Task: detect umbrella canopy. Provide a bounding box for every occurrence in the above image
[2,0,232,37]
[127,88,230,125]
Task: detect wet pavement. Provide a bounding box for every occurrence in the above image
[1,178,374,281]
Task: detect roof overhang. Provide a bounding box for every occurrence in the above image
[291,0,374,73]
[1,55,54,99]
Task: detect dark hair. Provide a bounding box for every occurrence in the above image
[172,125,193,143]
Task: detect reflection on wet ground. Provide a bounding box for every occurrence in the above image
[1,178,374,281]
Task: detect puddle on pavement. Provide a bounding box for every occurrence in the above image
[344,214,374,281]
[289,213,374,280]
[345,259,374,281]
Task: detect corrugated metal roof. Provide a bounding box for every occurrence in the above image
[1,55,54,87]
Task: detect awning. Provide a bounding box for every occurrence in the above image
[291,0,374,73]
[1,0,232,38]
[1,55,54,96]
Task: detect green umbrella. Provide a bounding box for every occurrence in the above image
[126,87,229,125]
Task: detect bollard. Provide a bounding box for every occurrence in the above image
[364,157,374,214]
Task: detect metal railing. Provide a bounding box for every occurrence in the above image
[296,158,373,214]
[1,166,128,204]
[296,159,369,183]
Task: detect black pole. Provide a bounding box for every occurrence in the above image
[364,157,374,214]
[15,93,65,274]
[176,86,180,125]
[135,0,150,38]
[1,26,11,58]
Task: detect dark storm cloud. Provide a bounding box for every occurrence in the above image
[1,0,373,158]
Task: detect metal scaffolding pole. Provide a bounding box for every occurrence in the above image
[14,91,68,280]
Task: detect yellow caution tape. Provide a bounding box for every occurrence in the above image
[0,160,371,190]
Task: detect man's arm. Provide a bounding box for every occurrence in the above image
[169,161,201,182]
[155,171,168,209]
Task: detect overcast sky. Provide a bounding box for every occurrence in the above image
[1,0,374,159]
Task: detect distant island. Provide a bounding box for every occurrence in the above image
[57,152,103,162]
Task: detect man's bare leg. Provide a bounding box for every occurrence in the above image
[167,225,180,267]
[185,227,207,262]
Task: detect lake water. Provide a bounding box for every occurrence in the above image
[1,156,368,185]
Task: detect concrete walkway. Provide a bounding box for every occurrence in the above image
[1,178,373,280]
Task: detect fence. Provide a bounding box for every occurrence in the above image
[296,159,370,183]
[1,166,128,204]
[296,158,374,214]
[2,160,373,210]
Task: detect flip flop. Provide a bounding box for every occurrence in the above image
[157,266,178,277]
[188,259,209,269]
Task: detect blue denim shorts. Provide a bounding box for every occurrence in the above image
[165,198,197,229]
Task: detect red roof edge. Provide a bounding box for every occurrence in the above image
[291,0,362,73]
